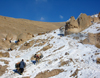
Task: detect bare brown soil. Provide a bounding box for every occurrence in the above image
[0,52,9,57]
[0,15,65,50]
[81,33,100,48]
[19,40,35,50]
[22,76,30,78]
[96,57,100,64]
[0,15,65,37]
[35,69,64,78]
[0,59,9,64]
[0,65,8,76]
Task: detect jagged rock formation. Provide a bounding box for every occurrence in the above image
[65,13,100,35]
[77,13,92,30]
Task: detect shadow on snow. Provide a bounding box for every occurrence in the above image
[13,69,21,75]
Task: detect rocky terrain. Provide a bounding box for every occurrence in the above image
[0,16,65,50]
[0,13,100,78]
[65,13,100,48]
[65,13,100,34]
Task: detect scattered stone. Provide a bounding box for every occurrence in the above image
[96,57,100,64]
[70,69,79,77]
[54,32,56,33]
[38,32,45,35]
[65,52,69,55]
[83,54,86,56]
[95,53,100,55]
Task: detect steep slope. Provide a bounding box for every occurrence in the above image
[0,22,100,78]
[0,15,65,50]
[0,15,65,35]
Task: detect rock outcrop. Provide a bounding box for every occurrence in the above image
[65,13,100,35]
[77,13,92,30]
[98,12,100,19]
[65,16,80,35]
[93,17,100,23]
[82,33,100,48]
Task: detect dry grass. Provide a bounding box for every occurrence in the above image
[0,59,9,64]
[35,69,64,78]
[34,39,47,47]
[0,59,9,76]
[50,36,54,39]
[53,45,65,52]
[41,44,53,51]
[0,65,8,76]
[59,60,70,67]
[0,52,10,57]
[73,37,79,40]
[0,15,65,50]
[22,76,30,78]
[19,40,35,50]
[59,58,75,67]
[0,16,65,36]
[48,60,52,64]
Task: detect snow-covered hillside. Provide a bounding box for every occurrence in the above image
[0,22,100,78]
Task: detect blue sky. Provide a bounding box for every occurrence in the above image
[0,0,100,22]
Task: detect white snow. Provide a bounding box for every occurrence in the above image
[0,22,100,78]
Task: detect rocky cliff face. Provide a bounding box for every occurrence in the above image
[77,13,92,30]
[65,13,100,35]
